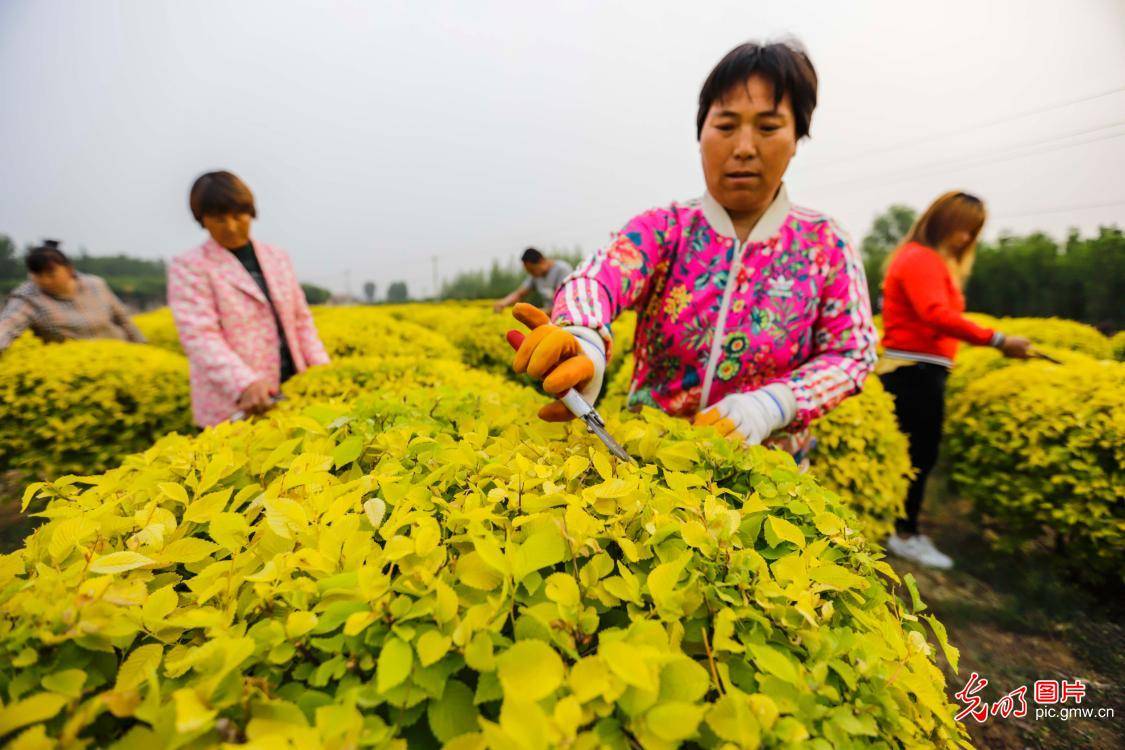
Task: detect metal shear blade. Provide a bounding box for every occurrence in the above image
[581,412,634,463]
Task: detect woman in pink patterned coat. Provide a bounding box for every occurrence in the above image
[169,171,329,427]
[511,41,877,463]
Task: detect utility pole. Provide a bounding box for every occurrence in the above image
[431,255,439,300]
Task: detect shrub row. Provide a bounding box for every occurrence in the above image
[1,354,968,747]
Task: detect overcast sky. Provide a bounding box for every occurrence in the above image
[1,0,1123,297]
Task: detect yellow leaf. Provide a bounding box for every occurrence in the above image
[88,551,155,575]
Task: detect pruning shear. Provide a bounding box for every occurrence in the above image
[1029,349,1063,364]
[506,331,634,463]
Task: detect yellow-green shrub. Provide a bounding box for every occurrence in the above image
[0,341,193,479]
[807,378,913,542]
[963,315,1110,359]
[283,356,515,408]
[1,359,968,748]
[3,331,43,357]
[945,357,1125,582]
[132,308,183,354]
[946,344,1095,399]
[605,355,910,541]
[386,303,516,376]
[998,316,1111,359]
[312,307,461,361]
[1111,330,1125,361]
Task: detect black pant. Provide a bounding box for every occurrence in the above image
[879,363,948,535]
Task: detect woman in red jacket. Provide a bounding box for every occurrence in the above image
[879,191,1032,568]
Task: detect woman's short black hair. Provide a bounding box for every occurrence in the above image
[696,40,818,141]
[521,247,544,264]
[189,170,257,226]
[26,240,71,274]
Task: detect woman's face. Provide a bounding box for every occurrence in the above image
[202,212,253,250]
[31,264,77,298]
[700,74,798,220]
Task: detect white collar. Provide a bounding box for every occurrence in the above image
[701,184,791,243]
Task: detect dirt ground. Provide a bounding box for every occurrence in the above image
[891,480,1123,749]
[0,469,1120,748]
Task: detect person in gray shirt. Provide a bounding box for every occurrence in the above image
[493,247,573,314]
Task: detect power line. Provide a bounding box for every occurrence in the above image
[803,124,1125,193]
[809,84,1125,168]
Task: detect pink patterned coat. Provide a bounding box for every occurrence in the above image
[168,238,329,426]
[553,187,877,457]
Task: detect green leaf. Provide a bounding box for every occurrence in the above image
[659,657,710,703]
[457,551,503,591]
[157,538,219,564]
[646,553,691,613]
[88,551,154,575]
[376,636,414,693]
[173,688,216,733]
[568,656,610,702]
[706,693,761,746]
[40,669,86,698]
[286,611,318,640]
[513,526,566,581]
[496,639,564,701]
[115,644,163,691]
[763,515,805,549]
[903,573,927,613]
[332,435,364,468]
[208,512,250,553]
[142,585,178,624]
[809,563,867,591]
[646,701,706,742]
[923,614,960,673]
[427,680,479,743]
[417,630,453,667]
[159,482,190,506]
[544,573,580,607]
[182,489,232,524]
[748,643,798,683]
[0,693,70,737]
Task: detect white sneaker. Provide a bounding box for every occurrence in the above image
[886,533,954,570]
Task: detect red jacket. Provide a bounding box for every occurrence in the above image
[880,242,995,365]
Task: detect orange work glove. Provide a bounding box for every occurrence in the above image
[508,303,605,422]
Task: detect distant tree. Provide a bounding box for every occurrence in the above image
[859,204,916,308]
[440,246,586,302]
[363,281,377,304]
[386,281,409,303]
[301,283,332,305]
[0,234,20,279]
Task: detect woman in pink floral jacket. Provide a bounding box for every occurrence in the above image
[511,41,877,462]
[169,171,329,427]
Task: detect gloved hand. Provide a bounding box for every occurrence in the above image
[509,303,606,422]
[693,383,797,446]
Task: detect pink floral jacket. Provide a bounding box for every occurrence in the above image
[553,187,877,452]
[168,239,329,426]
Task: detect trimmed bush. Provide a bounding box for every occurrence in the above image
[1111,330,1125,362]
[946,344,1094,399]
[312,307,461,361]
[946,356,1125,582]
[0,341,192,479]
[964,315,1110,359]
[605,356,910,541]
[0,358,967,748]
[132,308,183,354]
[807,378,913,542]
